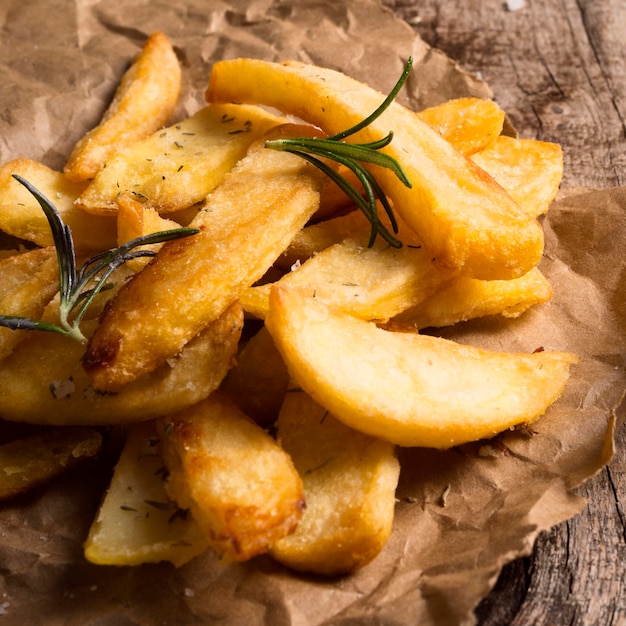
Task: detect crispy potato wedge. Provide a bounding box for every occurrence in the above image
[0,301,242,425]
[270,390,399,575]
[157,393,305,562]
[0,426,101,501]
[0,159,117,251]
[471,136,563,217]
[393,267,553,329]
[206,58,544,279]
[85,421,209,567]
[417,97,505,156]
[64,31,181,182]
[76,103,285,215]
[116,193,182,272]
[221,325,290,426]
[265,286,578,449]
[83,125,326,391]
[0,247,59,360]
[242,237,452,322]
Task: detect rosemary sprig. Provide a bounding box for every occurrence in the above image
[0,175,199,343]
[265,57,414,248]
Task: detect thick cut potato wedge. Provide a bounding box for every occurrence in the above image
[0,247,59,361]
[270,390,399,575]
[64,31,181,182]
[85,421,209,567]
[0,426,101,501]
[471,136,563,217]
[0,159,116,251]
[115,193,182,272]
[83,126,326,391]
[76,104,286,215]
[0,302,242,425]
[157,393,305,562]
[394,267,553,329]
[265,286,578,449]
[206,58,544,279]
[242,237,452,322]
[221,325,290,426]
[417,97,505,156]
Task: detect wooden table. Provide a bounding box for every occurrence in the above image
[384,1,626,623]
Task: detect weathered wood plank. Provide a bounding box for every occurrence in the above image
[384,1,626,623]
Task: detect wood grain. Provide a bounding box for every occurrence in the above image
[384,1,626,623]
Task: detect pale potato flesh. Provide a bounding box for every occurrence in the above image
[270,390,399,575]
[76,103,286,214]
[83,126,326,391]
[265,286,578,449]
[206,58,544,279]
[157,393,305,562]
[85,421,209,567]
[242,237,453,322]
[64,31,181,182]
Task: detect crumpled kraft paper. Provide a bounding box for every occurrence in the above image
[0,1,624,625]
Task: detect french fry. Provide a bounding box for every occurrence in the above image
[417,97,505,156]
[0,159,117,252]
[206,58,544,279]
[393,267,554,329]
[0,301,243,425]
[242,236,453,322]
[0,426,102,501]
[83,125,327,391]
[76,103,287,215]
[115,193,182,272]
[265,286,578,449]
[157,393,305,562]
[85,421,209,567]
[64,31,181,182]
[471,135,563,217]
[220,325,290,426]
[0,247,59,361]
[270,390,399,575]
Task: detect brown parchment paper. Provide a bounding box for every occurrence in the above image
[0,1,625,625]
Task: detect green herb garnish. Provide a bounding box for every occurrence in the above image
[0,175,199,343]
[265,57,413,249]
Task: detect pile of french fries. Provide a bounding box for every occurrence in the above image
[0,32,578,575]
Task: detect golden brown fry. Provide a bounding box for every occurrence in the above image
[471,135,563,217]
[393,267,553,329]
[76,104,286,215]
[0,159,117,252]
[0,247,59,361]
[0,426,102,501]
[0,301,243,425]
[157,393,305,562]
[242,237,453,322]
[64,31,181,181]
[220,325,290,426]
[270,390,399,575]
[206,58,544,279]
[115,193,182,272]
[83,125,327,391]
[417,97,505,156]
[85,421,209,567]
[265,286,578,449]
